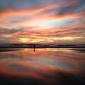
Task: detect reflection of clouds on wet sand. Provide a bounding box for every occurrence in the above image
[0,52,23,61]
[0,48,85,84]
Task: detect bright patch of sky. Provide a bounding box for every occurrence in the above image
[37,18,75,28]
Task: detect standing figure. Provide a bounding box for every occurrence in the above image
[34,44,36,52]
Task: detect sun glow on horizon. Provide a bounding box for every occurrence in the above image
[17,36,82,43]
[19,38,30,43]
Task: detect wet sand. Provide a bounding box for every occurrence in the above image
[0,48,85,85]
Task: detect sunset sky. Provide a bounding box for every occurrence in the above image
[0,0,85,44]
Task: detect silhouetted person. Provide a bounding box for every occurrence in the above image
[34,44,36,52]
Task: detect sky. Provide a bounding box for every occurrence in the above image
[0,0,85,44]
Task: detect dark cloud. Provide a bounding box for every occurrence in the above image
[0,0,39,10]
[0,0,57,10]
[56,0,85,15]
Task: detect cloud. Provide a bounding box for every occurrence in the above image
[0,0,85,44]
